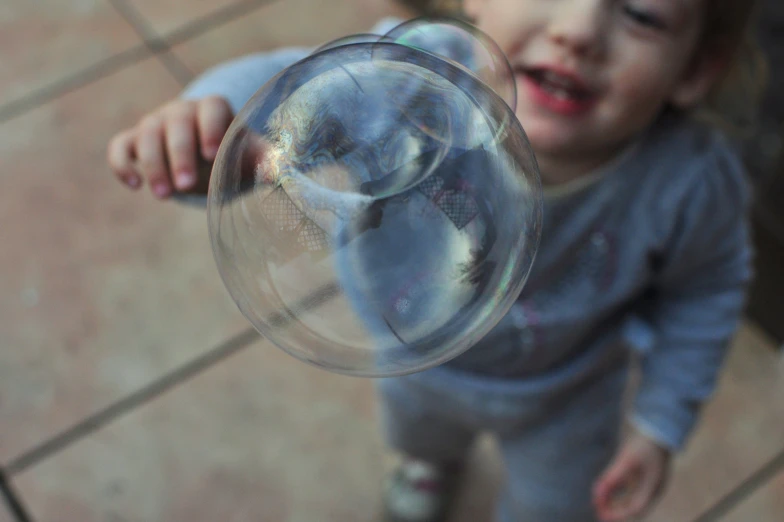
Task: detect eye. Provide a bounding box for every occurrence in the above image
[623,4,667,30]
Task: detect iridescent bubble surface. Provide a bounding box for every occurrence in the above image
[382,16,517,111]
[207,26,542,377]
[314,33,389,53]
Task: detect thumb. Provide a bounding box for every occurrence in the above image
[593,448,641,521]
[613,454,667,521]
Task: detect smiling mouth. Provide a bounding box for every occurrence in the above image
[519,68,595,102]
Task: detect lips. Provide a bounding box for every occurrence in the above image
[516,65,598,115]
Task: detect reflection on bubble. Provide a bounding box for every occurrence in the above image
[383,16,517,111]
[313,33,388,53]
[207,23,542,377]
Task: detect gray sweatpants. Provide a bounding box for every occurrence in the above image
[375,360,629,522]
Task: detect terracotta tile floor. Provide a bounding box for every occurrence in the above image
[724,469,784,522]
[1,1,783,521]
[644,322,784,522]
[0,55,253,465]
[168,0,415,73]
[0,0,141,111]
[11,337,385,522]
[124,0,258,37]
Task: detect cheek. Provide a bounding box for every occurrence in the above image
[477,2,541,57]
[607,60,675,123]
[615,62,669,103]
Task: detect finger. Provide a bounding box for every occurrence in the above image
[599,472,644,521]
[136,116,172,199]
[593,457,630,508]
[107,129,142,189]
[197,96,233,161]
[164,108,198,191]
[593,457,639,521]
[612,465,662,520]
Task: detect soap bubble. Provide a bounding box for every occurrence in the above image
[314,33,390,53]
[381,17,517,111]
[207,22,542,377]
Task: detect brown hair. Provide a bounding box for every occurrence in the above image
[698,0,768,136]
[397,0,464,17]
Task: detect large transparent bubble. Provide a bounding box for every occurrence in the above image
[207,25,542,377]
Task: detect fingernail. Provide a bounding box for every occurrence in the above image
[127,175,140,188]
[176,171,195,189]
[153,183,170,198]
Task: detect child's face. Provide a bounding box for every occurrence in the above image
[464,0,720,177]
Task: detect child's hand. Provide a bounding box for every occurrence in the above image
[107,96,234,198]
[592,428,672,521]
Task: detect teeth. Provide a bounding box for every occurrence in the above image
[541,81,573,100]
[542,71,579,90]
[530,69,593,102]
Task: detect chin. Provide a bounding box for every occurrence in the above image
[518,122,577,156]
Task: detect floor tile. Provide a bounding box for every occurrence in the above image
[126,0,261,37]
[170,0,418,77]
[0,0,141,110]
[0,57,250,464]
[723,469,784,522]
[644,322,784,521]
[8,319,780,521]
[9,329,500,522]
[11,338,385,522]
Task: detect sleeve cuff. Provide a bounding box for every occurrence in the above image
[630,389,702,451]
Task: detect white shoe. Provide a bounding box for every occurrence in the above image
[382,458,463,522]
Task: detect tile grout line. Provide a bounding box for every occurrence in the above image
[107,0,196,86]
[158,0,278,49]
[108,0,279,87]
[4,328,259,477]
[0,471,35,522]
[152,0,281,87]
[0,0,275,124]
[3,279,340,476]
[157,51,198,86]
[691,446,784,522]
[0,44,152,124]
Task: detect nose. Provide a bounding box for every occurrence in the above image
[547,0,606,59]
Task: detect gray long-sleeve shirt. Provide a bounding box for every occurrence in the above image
[180,19,753,451]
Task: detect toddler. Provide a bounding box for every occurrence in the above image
[107,0,766,520]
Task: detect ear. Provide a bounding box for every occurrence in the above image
[669,49,730,109]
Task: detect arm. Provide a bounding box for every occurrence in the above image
[592,143,753,522]
[180,47,312,113]
[108,18,407,201]
[173,16,408,202]
[178,15,408,111]
[170,47,312,206]
[631,147,754,452]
